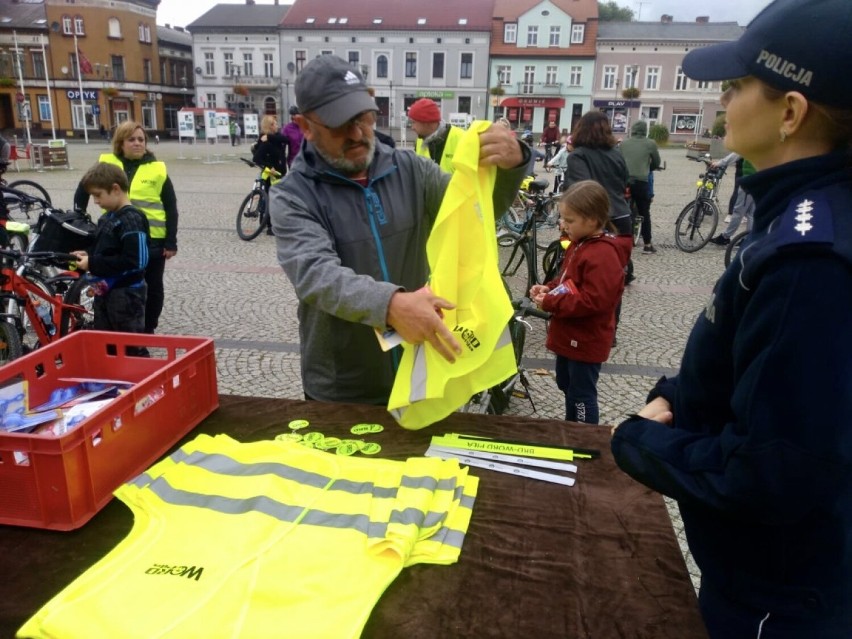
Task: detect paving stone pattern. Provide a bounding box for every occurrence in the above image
[34,138,739,592]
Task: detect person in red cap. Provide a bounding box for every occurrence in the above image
[408,98,465,173]
[611,0,852,636]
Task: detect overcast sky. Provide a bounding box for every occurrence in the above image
[157,0,771,31]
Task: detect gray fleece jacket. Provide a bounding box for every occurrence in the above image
[270,137,528,405]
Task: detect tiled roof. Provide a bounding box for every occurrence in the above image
[280,0,495,30]
[597,21,744,42]
[490,0,598,58]
[0,1,47,31]
[493,0,598,22]
[157,25,192,46]
[187,4,291,30]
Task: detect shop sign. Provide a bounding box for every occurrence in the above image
[66,89,98,101]
[416,90,454,99]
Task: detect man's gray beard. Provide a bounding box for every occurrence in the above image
[315,138,376,175]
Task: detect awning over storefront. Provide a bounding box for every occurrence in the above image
[499,97,566,108]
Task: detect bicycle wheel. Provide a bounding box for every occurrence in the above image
[0,321,23,366]
[724,231,749,268]
[675,199,719,252]
[236,188,267,241]
[59,275,95,336]
[535,198,560,250]
[498,236,534,296]
[7,179,51,205]
[541,238,565,283]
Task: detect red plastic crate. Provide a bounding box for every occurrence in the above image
[0,331,218,530]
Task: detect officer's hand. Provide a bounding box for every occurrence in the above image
[479,124,525,170]
[386,287,462,362]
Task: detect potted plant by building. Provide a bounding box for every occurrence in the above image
[489,86,505,96]
[103,87,119,98]
[621,87,641,100]
[234,84,249,97]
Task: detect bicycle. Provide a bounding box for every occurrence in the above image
[460,296,551,415]
[236,157,281,241]
[675,155,726,253]
[542,142,557,172]
[724,230,749,268]
[499,177,561,250]
[0,248,90,364]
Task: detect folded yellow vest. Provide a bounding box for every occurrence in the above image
[389,120,517,429]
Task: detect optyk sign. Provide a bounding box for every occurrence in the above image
[66,89,99,100]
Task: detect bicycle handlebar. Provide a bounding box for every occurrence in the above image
[0,185,50,208]
[512,297,551,320]
[0,247,79,266]
[240,157,258,168]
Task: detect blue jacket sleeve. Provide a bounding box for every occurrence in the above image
[612,256,852,526]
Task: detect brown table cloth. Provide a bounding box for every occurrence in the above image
[0,395,707,638]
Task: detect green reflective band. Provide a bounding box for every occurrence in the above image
[431,433,599,462]
[275,432,304,443]
[350,423,384,435]
[315,437,342,450]
[131,199,166,212]
[288,419,310,430]
[336,442,359,456]
[360,443,382,455]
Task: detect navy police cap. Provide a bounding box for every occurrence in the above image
[682,0,851,108]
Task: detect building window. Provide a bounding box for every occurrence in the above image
[160,59,168,84]
[674,66,689,91]
[569,66,582,86]
[74,16,84,36]
[138,23,145,41]
[108,17,121,39]
[142,102,156,129]
[204,52,215,75]
[671,112,699,134]
[62,15,72,35]
[526,26,538,47]
[376,54,388,78]
[223,52,233,76]
[504,24,517,44]
[111,55,125,82]
[549,26,560,46]
[164,104,179,130]
[69,52,79,79]
[624,66,639,89]
[320,50,333,57]
[206,93,217,108]
[37,95,52,121]
[143,59,152,83]
[405,52,417,78]
[522,66,535,94]
[32,52,45,79]
[433,52,444,79]
[602,65,617,90]
[571,24,585,43]
[71,103,95,129]
[697,80,712,90]
[545,66,558,85]
[645,66,660,90]
[348,50,359,68]
[243,53,253,76]
[460,53,472,80]
[145,24,151,43]
[497,65,511,85]
[295,50,306,73]
[264,53,274,78]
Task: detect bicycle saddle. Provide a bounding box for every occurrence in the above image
[526,178,550,193]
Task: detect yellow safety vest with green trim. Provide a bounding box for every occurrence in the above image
[389,121,517,430]
[18,433,477,639]
[98,153,168,239]
[415,124,465,173]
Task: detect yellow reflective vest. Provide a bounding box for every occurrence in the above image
[415,124,465,173]
[98,153,168,239]
[18,433,478,639]
[389,120,517,429]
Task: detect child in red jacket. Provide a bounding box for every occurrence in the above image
[530,180,632,424]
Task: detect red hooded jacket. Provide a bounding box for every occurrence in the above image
[540,233,632,363]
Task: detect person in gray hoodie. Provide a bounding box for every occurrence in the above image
[619,120,661,253]
[269,55,530,405]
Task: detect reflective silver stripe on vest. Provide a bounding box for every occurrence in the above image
[495,325,512,350]
[408,343,428,402]
[130,199,165,212]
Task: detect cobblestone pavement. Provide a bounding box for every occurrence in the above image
[26,136,738,591]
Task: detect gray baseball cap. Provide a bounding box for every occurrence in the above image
[295,55,377,128]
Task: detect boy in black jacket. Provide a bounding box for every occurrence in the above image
[71,163,149,335]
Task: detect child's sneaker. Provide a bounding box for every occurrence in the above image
[643,244,657,254]
[709,234,730,246]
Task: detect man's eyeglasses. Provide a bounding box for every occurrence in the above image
[304,111,376,137]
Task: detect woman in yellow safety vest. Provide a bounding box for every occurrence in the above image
[74,121,179,334]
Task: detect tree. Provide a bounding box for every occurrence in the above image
[598,1,634,21]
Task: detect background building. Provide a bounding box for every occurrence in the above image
[489,0,599,135]
[594,17,744,140]
[280,0,495,135]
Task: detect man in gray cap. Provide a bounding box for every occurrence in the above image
[270,55,530,405]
